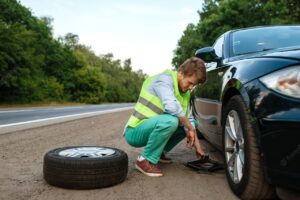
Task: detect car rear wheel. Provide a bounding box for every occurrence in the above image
[43,146,128,189]
[223,95,275,199]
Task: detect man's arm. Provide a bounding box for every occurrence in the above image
[150,74,198,145]
[185,107,205,158]
[179,116,196,146]
[193,133,205,159]
[150,74,186,117]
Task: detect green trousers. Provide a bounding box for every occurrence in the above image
[124,114,197,164]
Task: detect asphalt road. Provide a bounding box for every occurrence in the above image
[0,103,134,134]
[0,105,295,199]
[0,109,238,200]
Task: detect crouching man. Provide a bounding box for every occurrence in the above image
[124,57,207,177]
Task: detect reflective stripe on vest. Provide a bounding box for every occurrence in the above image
[132,96,164,120]
[127,69,190,127]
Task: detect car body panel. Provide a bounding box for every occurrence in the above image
[245,79,300,190]
[192,25,300,191]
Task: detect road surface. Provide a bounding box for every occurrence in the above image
[0,104,134,134]
[0,109,238,200]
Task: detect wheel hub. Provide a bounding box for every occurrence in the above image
[224,110,245,184]
[58,147,116,158]
[235,141,239,152]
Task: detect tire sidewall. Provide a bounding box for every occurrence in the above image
[43,146,128,189]
[222,96,250,195]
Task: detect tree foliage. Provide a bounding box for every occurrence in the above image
[0,0,146,104]
[172,0,300,68]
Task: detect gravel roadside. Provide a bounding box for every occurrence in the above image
[0,110,237,200]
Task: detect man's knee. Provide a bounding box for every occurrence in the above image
[158,114,179,131]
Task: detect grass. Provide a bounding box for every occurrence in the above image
[0,101,130,108]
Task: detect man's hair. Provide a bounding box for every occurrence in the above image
[178,57,206,84]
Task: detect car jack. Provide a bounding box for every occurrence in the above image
[185,154,225,173]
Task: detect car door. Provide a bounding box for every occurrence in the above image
[192,34,230,148]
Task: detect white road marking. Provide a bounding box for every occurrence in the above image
[52,106,85,110]
[0,106,133,128]
[0,109,35,113]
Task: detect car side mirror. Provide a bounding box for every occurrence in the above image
[195,47,222,63]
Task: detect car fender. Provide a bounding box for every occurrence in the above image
[221,78,251,114]
[221,78,263,147]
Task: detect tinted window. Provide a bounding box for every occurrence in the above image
[213,35,224,57]
[232,26,300,56]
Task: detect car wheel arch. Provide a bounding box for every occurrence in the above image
[221,87,240,125]
[221,86,262,148]
[221,79,252,124]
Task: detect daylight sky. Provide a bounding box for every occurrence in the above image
[19,0,203,75]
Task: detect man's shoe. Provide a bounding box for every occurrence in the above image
[159,152,172,164]
[135,159,163,177]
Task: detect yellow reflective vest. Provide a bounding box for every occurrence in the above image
[127,69,190,127]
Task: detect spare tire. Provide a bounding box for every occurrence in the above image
[43,146,128,189]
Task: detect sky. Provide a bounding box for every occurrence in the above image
[19,0,203,75]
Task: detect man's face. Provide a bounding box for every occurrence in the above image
[178,72,198,93]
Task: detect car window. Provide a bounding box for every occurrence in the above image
[232,26,300,56]
[213,35,224,58]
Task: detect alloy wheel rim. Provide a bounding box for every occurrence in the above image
[58,147,116,158]
[225,110,245,184]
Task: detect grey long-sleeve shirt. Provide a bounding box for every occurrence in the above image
[147,72,195,127]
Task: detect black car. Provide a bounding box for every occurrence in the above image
[192,25,300,199]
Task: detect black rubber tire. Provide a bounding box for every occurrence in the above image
[43,146,128,189]
[222,95,275,199]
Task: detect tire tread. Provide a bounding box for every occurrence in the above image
[223,96,275,199]
[43,146,128,189]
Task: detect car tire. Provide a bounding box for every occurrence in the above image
[43,146,128,189]
[222,95,275,199]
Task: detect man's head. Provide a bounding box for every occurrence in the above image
[177,57,206,93]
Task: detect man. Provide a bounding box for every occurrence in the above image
[124,57,207,177]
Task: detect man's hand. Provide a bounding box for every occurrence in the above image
[179,116,195,147]
[179,116,204,158]
[186,129,196,148]
[195,146,205,159]
[193,133,205,159]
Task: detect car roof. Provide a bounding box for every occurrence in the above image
[229,24,300,34]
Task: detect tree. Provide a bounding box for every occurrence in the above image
[0,0,146,104]
[123,59,132,72]
[72,67,107,103]
[60,33,79,49]
[172,23,205,68]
